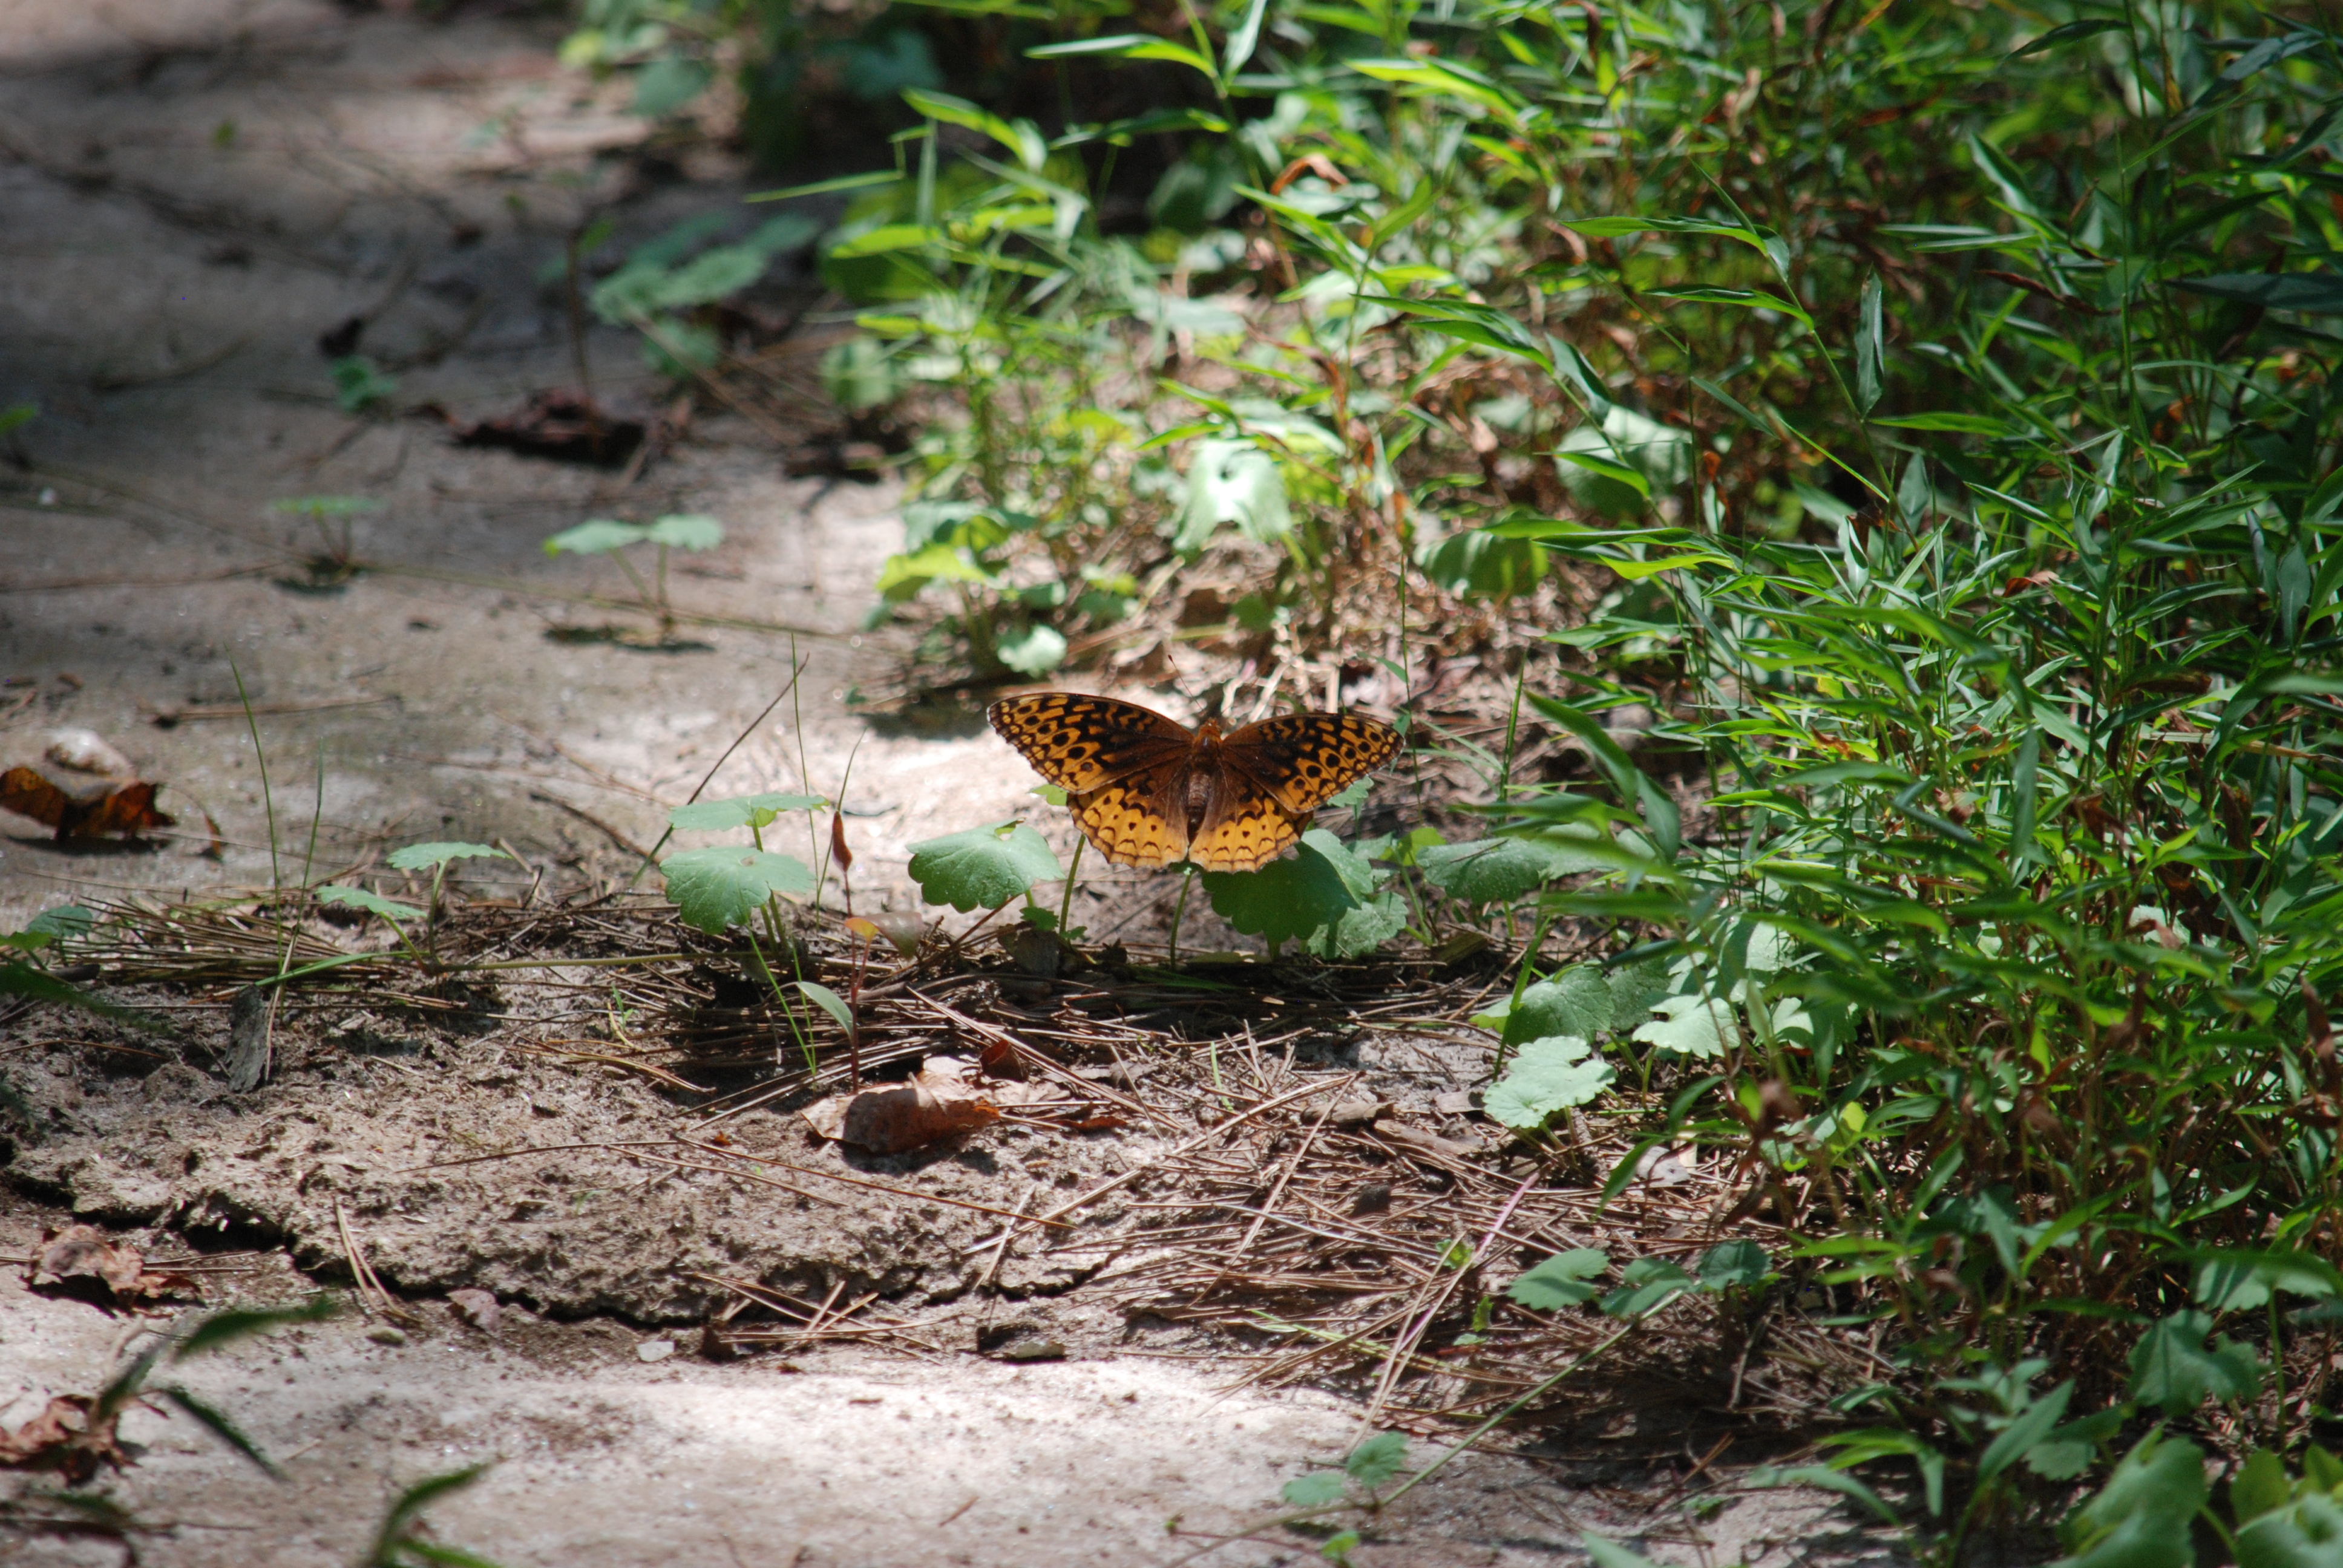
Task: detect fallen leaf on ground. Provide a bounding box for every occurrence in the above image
[0,1395,131,1484]
[27,1224,200,1305]
[0,766,175,841]
[802,1056,1032,1154]
[42,730,134,778]
[444,388,647,467]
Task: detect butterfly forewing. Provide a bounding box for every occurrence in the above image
[1222,713,1402,814]
[987,693,1193,794]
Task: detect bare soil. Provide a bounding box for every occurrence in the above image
[0,4,1904,1564]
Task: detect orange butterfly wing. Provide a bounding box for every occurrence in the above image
[1220,713,1402,814]
[986,693,1192,792]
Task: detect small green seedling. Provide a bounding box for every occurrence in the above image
[316,885,427,958]
[660,795,830,1073]
[385,841,513,964]
[330,356,398,415]
[544,514,726,642]
[1,906,154,1027]
[270,494,382,583]
[1506,1242,1773,1318]
[1279,1431,1414,1523]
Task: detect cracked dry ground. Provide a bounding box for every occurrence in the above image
[0,2,1898,1564]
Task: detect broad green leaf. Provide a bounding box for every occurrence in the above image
[1698,1240,1771,1289]
[2129,1309,2263,1416]
[1634,994,1739,1059]
[907,822,1066,912]
[4,904,94,953]
[670,792,829,832]
[1507,1247,1609,1309]
[0,961,146,1023]
[660,846,818,934]
[387,841,511,872]
[1979,1382,2072,1481]
[1344,1433,1409,1488]
[794,980,853,1030]
[1281,1472,1347,1508]
[2056,1431,2209,1568]
[1177,439,1290,551]
[1418,530,1545,602]
[2189,1248,2343,1313]
[2233,1449,2292,1526]
[543,520,648,557]
[995,622,1068,676]
[2238,1492,2343,1568]
[1855,272,1884,413]
[1505,969,1617,1045]
[1415,836,1566,904]
[317,885,424,923]
[644,514,724,550]
[1601,1256,1695,1318]
[1202,831,1398,956]
[1486,1036,1613,1131]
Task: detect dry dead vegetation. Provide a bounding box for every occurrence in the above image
[0,867,1876,1498]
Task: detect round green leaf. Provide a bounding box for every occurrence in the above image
[386,841,512,872]
[543,519,648,557]
[1485,1036,1613,1131]
[669,792,830,832]
[1504,968,1616,1045]
[1601,1256,1696,1318]
[1202,830,1395,956]
[1280,1472,1346,1508]
[1507,1247,1609,1310]
[906,822,1066,912]
[1416,837,1561,905]
[317,885,425,923]
[645,514,725,550]
[1697,1240,1771,1290]
[660,846,818,934]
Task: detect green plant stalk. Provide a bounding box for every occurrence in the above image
[1057,835,1084,938]
[1169,866,1195,966]
[228,653,280,891]
[742,923,815,1076]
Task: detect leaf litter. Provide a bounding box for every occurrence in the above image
[4,880,1876,1457]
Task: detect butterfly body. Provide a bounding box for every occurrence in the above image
[988,693,1400,874]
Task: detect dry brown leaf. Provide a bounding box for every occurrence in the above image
[27,1224,200,1305]
[801,1056,1032,1154]
[0,766,176,841]
[0,1395,131,1484]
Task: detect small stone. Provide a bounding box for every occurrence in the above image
[1329,1099,1390,1128]
[1349,1183,1392,1216]
[637,1338,676,1363]
[448,1289,500,1333]
[991,1337,1065,1363]
[367,1325,408,1346]
[1434,1091,1478,1117]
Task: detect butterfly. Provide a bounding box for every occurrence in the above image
[0,766,175,841]
[988,693,1401,874]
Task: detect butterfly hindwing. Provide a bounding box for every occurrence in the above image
[1184,764,1306,873]
[987,693,1192,794]
[1221,713,1402,814]
[1069,768,1191,869]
